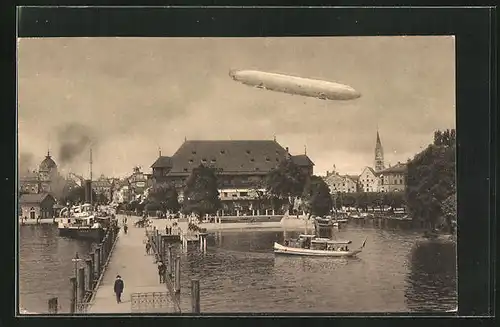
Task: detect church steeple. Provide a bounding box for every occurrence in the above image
[374,130,385,172]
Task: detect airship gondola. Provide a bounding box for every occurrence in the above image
[229,70,361,101]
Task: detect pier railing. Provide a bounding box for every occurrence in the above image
[145,226,201,313]
[45,225,120,314]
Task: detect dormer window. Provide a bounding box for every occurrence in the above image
[192,151,196,155]
[183,168,188,172]
[201,158,207,163]
[220,150,225,154]
[211,159,216,163]
[189,159,193,163]
[255,167,260,171]
[265,157,270,162]
[250,158,255,162]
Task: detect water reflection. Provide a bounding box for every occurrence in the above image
[404,240,457,312]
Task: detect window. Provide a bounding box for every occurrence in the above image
[183,168,188,172]
[189,159,193,163]
[400,179,403,184]
[192,151,196,155]
[246,150,251,154]
[201,158,207,163]
[250,158,255,162]
[276,158,279,162]
[223,192,228,197]
[211,159,216,163]
[220,150,225,154]
[240,192,248,197]
[255,167,260,171]
[265,157,270,162]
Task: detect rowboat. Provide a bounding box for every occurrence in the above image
[274,235,367,257]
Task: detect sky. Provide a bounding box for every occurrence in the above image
[17,36,455,178]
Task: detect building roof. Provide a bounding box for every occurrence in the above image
[19,193,54,204]
[361,166,381,176]
[291,154,315,167]
[380,162,407,174]
[20,170,39,182]
[156,140,314,176]
[39,153,57,172]
[151,156,172,168]
[346,175,360,182]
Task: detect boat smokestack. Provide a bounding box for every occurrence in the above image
[84,180,92,204]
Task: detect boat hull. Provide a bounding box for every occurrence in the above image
[58,227,105,241]
[273,242,361,258]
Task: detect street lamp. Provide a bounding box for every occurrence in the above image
[71,252,83,308]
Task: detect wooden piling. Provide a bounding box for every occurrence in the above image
[78,267,85,303]
[95,248,101,276]
[174,255,181,293]
[169,245,174,277]
[191,279,200,313]
[89,253,95,284]
[85,258,93,291]
[48,297,58,314]
[69,277,77,314]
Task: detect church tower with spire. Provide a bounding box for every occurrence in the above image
[374,130,385,172]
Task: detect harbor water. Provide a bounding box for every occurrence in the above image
[19,221,457,313]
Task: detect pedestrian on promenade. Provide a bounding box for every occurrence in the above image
[145,240,151,255]
[124,224,128,234]
[158,261,166,283]
[114,275,124,304]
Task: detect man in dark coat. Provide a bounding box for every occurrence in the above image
[114,275,124,303]
[158,261,166,283]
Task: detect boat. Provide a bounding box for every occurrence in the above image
[274,234,366,257]
[58,203,106,241]
[314,216,334,227]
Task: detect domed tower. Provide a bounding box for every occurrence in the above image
[39,150,58,182]
[374,130,385,172]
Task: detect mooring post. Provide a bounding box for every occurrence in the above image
[191,279,200,313]
[169,245,174,277]
[174,255,181,293]
[85,258,93,291]
[78,267,85,303]
[48,297,58,314]
[95,248,101,277]
[69,277,77,314]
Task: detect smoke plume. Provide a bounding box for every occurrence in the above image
[19,152,35,176]
[56,122,97,165]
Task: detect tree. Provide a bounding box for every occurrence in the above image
[148,183,180,213]
[265,158,308,212]
[182,164,221,221]
[406,129,456,229]
[302,176,333,217]
[441,192,457,233]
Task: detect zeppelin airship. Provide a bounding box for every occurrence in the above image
[229,70,361,101]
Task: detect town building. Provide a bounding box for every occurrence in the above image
[112,180,132,204]
[19,193,56,219]
[128,166,148,196]
[19,151,59,194]
[92,174,113,201]
[379,162,407,192]
[323,171,358,193]
[150,139,314,215]
[359,167,380,192]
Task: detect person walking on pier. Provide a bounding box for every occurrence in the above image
[145,240,151,255]
[123,224,128,234]
[158,261,166,283]
[114,275,124,304]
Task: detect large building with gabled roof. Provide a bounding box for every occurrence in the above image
[150,139,314,215]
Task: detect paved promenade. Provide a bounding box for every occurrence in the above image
[88,215,172,313]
